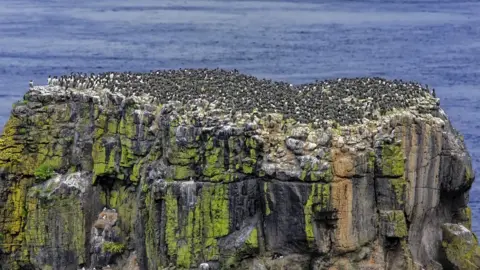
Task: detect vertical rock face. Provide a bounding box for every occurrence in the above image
[0,77,476,270]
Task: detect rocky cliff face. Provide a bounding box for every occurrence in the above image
[0,71,477,270]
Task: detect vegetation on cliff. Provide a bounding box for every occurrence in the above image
[0,69,475,269]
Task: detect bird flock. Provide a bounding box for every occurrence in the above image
[33,68,438,125]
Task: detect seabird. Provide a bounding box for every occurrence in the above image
[36,69,435,125]
[29,80,34,88]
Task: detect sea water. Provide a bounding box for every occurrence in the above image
[0,0,479,233]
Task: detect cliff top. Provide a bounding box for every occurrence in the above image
[28,68,440,125]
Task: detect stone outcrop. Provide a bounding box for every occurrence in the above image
[0,76,476,270]
[441,223,480,269]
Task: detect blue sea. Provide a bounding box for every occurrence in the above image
[0,0,479,233]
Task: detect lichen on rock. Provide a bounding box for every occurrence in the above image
[0,69,476,269]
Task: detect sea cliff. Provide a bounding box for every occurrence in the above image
[0,69,477,270]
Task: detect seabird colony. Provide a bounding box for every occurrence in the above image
[39,68,438,125]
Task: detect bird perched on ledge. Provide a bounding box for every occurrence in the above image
[42,69,439,125]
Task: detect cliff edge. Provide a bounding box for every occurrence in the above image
[0,69,477,270]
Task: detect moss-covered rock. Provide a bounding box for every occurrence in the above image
[442,223,480,270]
[0,76,476,269]
[379,142,404,177]
[102,242,126,254]
[379,210,408,238]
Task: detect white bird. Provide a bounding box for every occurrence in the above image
[47,76,52,85]
[29,80,34,88]
[199,262,210,270]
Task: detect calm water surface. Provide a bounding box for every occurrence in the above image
[1,0,479,233]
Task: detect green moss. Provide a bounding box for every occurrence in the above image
[24,193,86,264]
[173,165,195,180]
[92,140,107,175]
[196,185,230,239]
[109,190,120,209]
[130,159,144,182]
[164,189,178,257]
[381,143,404,177]
[211,185,230,236]
[386,211,408,237]
[245,228,258,248]
[176,244,191,268]
[300,158,333,182]
[246,137,257,149]
[300,170,307,181]
[142,183,149,193]
[162,183,230,267]
[211,172,235,182]
[192,202,202,261]
[311,167,333,182]
[119,110,137,139]
[95,113,107,134]
[92,137,118,178]
[203,147,225,180]
[443,234,480,270]
[120,138,135,168]
[103,241,126,254]
[168,147,199,165]
[34,163,55,181]
[206,136,214,150]
[391,177,407,204]
[242,163,254,174]
[144,192,157,269]
[304,183,330,245]
[107,118,118,134]
[202,136,253,181]
[0,117,25,171]
[249,148,256,160]
[110,186,136,242]
[394,216,408,237]
[6,179,29,247]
